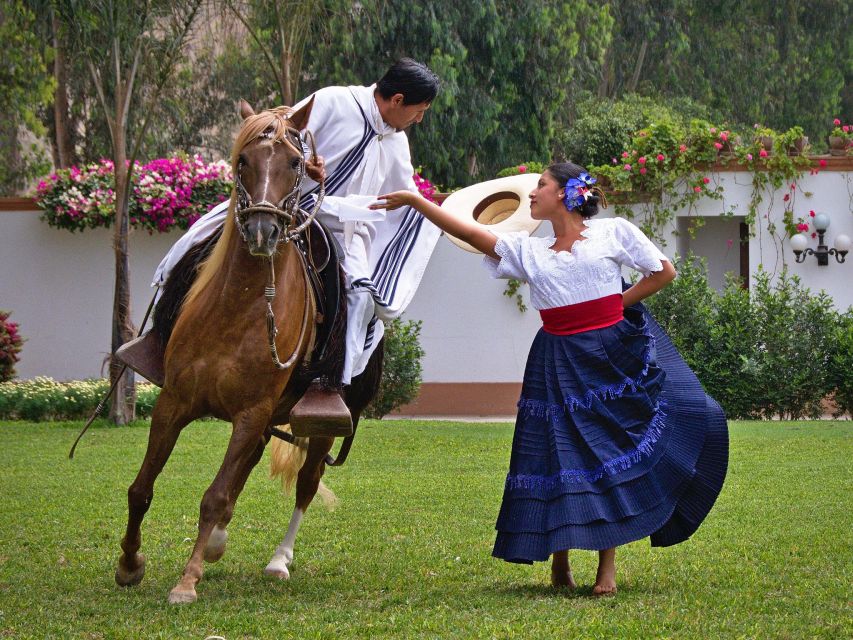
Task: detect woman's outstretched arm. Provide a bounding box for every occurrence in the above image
[370,191,500,258]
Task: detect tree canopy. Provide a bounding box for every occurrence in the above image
[8,0,852,193]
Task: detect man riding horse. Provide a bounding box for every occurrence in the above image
[118,58,441,432]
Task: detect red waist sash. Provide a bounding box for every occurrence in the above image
[539,294,624,335]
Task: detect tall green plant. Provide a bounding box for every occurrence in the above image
[0,0,54,195]
[0,311,24,383]
[55,0,203,424]
[305,0,612,187]
[828,310,853,418]
[643,254,717,376]
[598,0,850,150]
[364,318,425,419]
[750,269,837,420]
[646,257,846,419]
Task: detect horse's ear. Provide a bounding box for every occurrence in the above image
[287,95,315,131]
[239,99,255,120]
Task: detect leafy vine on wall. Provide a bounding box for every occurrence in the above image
[499,117,851,312]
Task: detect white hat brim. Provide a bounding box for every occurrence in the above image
[440,173,543,253]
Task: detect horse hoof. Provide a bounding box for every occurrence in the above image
[204,527,228,563]
[115,554,146,587]
[168,587,197,604]
[264,560,290,580]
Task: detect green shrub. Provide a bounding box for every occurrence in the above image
[828,310,853,418]
[643,254,718,377]
[750,270,837,419]
[364,318,425,419]
[553,93,711,168]
[706,275,762,419]
[0,311,24,382]
[0,377,160,421]
[496,161,546,178]
[645,256,849,419]
[0,319,425,421]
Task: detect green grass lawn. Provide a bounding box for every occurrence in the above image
[0,419,850,639]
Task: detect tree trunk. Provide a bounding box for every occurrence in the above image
[467,152,479,178]
[626,39,648,94]
[280,47,293,106]
[108,96,136,425]
[0,116,22,195]
[52,12,75,168]
[598,45,614,98]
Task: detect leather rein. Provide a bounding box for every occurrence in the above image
[234,124,326,371]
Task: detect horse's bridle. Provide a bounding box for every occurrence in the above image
[233,121,327,371]
[234,126,325,244]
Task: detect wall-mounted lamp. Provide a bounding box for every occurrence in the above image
[791,213,849,265]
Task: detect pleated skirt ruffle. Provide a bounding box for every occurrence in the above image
[492,304,728,563]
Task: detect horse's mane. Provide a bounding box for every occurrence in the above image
[183,106,299,311]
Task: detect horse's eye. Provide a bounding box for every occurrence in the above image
[291,157,301,170]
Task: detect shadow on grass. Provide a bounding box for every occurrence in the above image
[491,580,636,601]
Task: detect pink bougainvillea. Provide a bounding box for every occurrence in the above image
[38,155,442,231]
[36,154,232,233]
[0,310,23,382]
[413,172,438,203]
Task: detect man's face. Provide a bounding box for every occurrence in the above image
[385,94,431,131]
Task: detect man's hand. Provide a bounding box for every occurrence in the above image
[306,155,326,183]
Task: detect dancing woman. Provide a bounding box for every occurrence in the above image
[371,162,728,595]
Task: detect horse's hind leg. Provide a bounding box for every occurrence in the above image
[169,411,268,604]
[116,391,192,587]
[265,435,334,579]
[203,437,266,564]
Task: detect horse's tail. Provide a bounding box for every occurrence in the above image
[268,427,337,509]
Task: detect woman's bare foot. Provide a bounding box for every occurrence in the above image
[550,550,576,589]
[592,547,617,596]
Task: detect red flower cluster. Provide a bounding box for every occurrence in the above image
[413,173,438,203]
[0,310,23,383]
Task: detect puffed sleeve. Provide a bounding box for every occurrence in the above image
[482,231,530,281]
[612,217,669,277]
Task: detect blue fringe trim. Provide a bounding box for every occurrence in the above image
[516,334,655,419]
[505,401,669,490]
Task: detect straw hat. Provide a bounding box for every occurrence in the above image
[441,173,543,253]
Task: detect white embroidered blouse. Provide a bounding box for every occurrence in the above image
[483,217,669,310]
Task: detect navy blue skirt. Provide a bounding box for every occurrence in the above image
[492,303,728,563]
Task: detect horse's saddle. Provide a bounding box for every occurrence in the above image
[115,218,345,388]
[301,218,345,363]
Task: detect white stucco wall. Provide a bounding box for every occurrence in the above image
[650,167,853,304]
[1,165,851,383]
[0,213,178,380]
[676,215,743,291]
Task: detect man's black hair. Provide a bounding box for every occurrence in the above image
[376,58,440,105]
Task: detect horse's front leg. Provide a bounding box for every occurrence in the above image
[168,409,268,604]
[116,391,192,588]
[265,435,334,579]
[203,437,267,564]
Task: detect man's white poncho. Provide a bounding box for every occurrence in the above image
[152,84,441,383]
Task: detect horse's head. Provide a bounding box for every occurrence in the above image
[232,98,314,257]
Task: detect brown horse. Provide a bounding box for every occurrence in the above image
[114,99,382,604]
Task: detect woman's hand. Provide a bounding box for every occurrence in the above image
[622,260,677,307]
[369,190,418,211]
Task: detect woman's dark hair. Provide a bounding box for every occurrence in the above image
[376,58,440,105]
[546,161,602,218]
